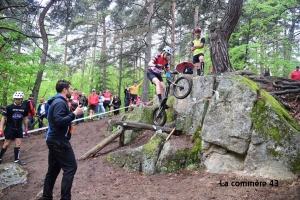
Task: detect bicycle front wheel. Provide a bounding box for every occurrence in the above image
[153,107,167,126]
[173,77,192,99]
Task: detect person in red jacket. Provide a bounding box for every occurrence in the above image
[23,94,36,132]
[88,89,99,121]
[290,66,300,81]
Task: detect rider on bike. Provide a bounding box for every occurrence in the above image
[147,46,174,106]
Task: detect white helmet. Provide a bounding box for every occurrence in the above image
[163,46,173,55]
[13,91,24,99]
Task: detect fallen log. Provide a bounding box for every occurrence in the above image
[78,126,125,161]
[79,121,181,160]
[109,120,180,134]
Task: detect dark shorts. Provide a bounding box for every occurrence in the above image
[193,53,204,64]
[89,105,97,112]
[147,69,163,84]
[130,94,137,102]
[103,101,111,109]
[4,128,23,140]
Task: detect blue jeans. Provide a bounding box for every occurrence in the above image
[97,104,106,119]
[42,140,77,200]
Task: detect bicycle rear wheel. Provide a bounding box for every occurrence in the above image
[153,107,167,126]
[172,77,192,99]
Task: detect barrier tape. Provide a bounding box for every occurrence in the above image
[0,104,143,140]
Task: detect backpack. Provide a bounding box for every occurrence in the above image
[22,99,35,115]
[183,66,193,74]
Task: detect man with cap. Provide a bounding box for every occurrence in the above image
[290,66,300,81]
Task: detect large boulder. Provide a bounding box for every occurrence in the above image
[107,75,300,180]
[199,76,300,180]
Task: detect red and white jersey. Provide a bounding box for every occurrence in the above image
[149,54,169,74]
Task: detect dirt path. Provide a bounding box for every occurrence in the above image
[0,116,299,200]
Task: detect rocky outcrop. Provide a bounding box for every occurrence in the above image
[107,133,197,175]
[0,163,28,190]
[107,75,300,180]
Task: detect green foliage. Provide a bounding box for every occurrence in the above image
[0,0,299,106]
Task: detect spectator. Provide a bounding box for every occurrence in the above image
[97,91,106,119]
[81,92,88,107]
[78,91,87,123]
[29,94,36,108]
[88,89,98,121]
[37,98,47,129]
[112,95,121,115]
[290,66,300,81]
[41,80,84,200]
[136,96,141,107]
[103,89,112,114]
[0,91,28,166]
[23,94,36,132]
[71,88,79,105]
[264,68,271,77]
[124,86,131,112]
[129,81,142,103]
[191,28,205,76]
[68,98,76,112]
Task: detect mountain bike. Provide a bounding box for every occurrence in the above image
[152,62,193,126]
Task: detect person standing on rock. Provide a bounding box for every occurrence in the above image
[41,80,84,200]
[191,28,205,76]
[0,91,28,166]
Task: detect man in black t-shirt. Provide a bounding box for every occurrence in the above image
[0,91,28,166]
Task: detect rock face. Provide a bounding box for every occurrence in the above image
[0,163,28,190]
[107,75,300,180]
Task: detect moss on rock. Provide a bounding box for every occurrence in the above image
[142,134,165,159]
[161,148,190,173]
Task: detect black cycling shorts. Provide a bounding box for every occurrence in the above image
[193,53,204,64]
[4,128,23,140]
[147,69,163,84]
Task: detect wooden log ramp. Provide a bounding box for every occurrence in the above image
[78,120,181,161]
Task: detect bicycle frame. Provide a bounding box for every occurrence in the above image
[164,77,185,101]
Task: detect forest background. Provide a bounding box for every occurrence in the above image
[0,0,299,110]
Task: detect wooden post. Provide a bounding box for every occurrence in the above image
[166,127,176,141]
[119,129,125,147]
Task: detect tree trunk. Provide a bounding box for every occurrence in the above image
[101,16,107,91]
[118,34,123,96]
[32,0,57,104]
[209,0,243,74]
[63,33,68,78]
[141,1,154,103]
[170,1,176,70]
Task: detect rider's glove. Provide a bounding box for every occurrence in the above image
[0,130,3,137]
[155,64,163,68]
